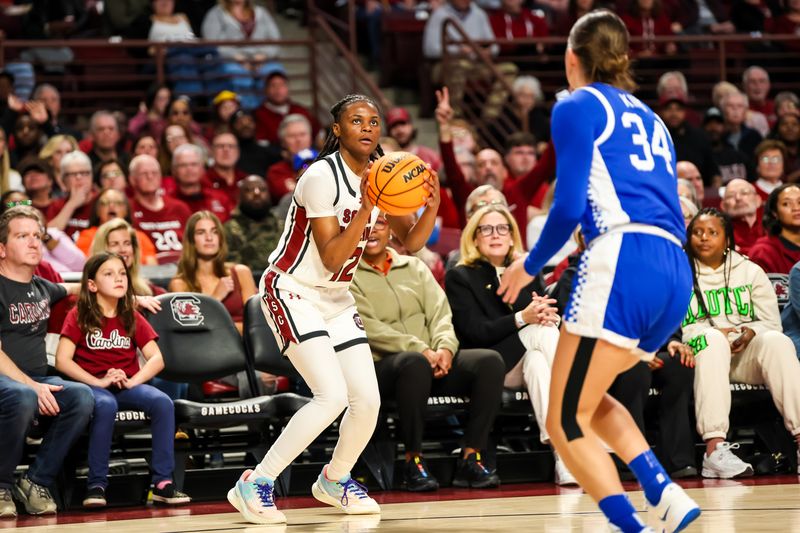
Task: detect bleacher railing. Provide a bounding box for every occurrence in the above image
[309,8,392,115]
[0,4,391,127]
[440,19,800,151]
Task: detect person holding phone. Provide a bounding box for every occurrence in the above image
[684,208,800,479]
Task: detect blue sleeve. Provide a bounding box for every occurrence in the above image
[524,93,601,275]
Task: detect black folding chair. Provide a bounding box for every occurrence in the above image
[148,293,279,488]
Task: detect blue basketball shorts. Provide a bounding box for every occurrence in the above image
[563,229,692,357]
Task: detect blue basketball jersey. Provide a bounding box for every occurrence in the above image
[525,82,686,275]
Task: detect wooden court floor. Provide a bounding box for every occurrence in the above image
[6,478,800,532]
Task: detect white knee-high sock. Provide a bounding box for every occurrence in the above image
[254,337,349,481]
[327,343,381,481]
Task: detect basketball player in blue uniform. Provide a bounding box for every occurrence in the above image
[499,11,701,533]
[227,94,440,524]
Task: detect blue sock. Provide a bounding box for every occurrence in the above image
[628,449,671,505]
[598,493,646,533]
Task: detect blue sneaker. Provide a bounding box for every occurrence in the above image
[227,469,286,524]
[311,467,380,514]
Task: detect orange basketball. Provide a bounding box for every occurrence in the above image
[366,151,431,216]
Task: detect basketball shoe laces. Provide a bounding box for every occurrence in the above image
[339,478,369,507]
[473,453,490,475]
[254,480,275,507]
[31,481,50,500]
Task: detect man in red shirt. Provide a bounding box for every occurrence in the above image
[743,66,776,129]
[45,150,96,242]
[170,144,232,222]
[488,0,549,56]
[205,132,247,206]
[254,70,318,145]
[504,132,548,209]
[720,178,763,255]
[385,107,442,172]
[128,154,191,264]
[266,113,313,203]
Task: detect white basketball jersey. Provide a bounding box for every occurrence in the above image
[268,152,379,289]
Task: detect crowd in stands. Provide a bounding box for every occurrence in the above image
[1,0,800,520]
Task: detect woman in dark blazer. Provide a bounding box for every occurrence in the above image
[444,204,576,485]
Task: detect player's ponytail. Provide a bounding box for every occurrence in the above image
[315,94,385,163]
[568,10,636,93]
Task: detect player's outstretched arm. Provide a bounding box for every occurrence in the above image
[524,94,595,275]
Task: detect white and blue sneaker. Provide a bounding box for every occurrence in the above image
[227,469,286,524]
[311,467,380,515]
[648,482,701,533]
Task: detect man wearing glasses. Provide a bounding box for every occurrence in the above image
[44,151,96,241]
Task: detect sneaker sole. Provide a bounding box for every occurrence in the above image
[403,481,439,492]
[152,495,192,505]
[226,486,286,524]
[311,481,380,515]
[82,499,107,508]
[0,509,17,519]
[671,507,701,533]
[453,476,501,489]
[701,465,754,479]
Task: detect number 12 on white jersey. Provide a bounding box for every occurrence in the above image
[621,112,674,176]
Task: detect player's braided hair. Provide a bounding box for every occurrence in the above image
[316,94,385,163]
[685,208,741,327]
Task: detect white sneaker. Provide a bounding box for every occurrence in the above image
[701,442,754,479]
[554,455,578,486]
[227,469,286,524]
[311,468,380,515]
[648,482,701,533]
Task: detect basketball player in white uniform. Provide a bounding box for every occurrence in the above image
[227,94,441,524]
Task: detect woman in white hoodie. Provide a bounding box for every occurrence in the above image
[684,208,800,479]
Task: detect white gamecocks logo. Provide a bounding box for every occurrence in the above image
[170,295,204,327]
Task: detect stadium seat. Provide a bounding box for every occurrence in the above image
[768,273,790,311]
[147,293,278,488]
